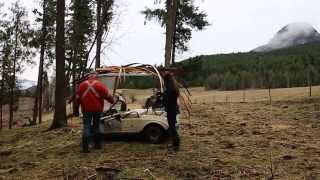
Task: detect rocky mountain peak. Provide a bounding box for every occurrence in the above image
[253,22,320,52]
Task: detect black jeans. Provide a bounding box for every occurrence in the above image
[167,112,180,147]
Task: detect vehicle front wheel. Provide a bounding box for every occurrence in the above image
[143,124,165,144]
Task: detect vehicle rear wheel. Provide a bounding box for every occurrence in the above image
[143,124,165,144]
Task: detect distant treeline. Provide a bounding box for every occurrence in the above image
[118,76,160,89]
[176,43,320,90]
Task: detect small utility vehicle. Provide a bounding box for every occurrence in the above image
[95,64,183,143]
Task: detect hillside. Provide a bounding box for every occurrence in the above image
[177,42,320,90]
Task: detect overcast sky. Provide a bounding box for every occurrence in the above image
[3,0,320,81]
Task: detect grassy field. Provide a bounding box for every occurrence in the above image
[1,97,53,128]
[1,97,35,128]
[0,86,320,179]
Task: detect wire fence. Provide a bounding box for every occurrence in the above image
[190,86,320,104]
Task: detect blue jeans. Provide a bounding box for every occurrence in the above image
[82,112,101,139]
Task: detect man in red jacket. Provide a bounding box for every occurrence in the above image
[76,73,114,153]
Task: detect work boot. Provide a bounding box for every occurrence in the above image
[173,144,180,152]
[82,136,90,153]
[94,133,102,150]
[173,135,180,151]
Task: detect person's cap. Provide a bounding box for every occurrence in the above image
[87,73,98,80]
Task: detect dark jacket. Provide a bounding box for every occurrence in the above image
[163,89,180,115]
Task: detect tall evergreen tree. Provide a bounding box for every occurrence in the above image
[142,0,209,67]
[32,0,56,125]
[69,0,94,75]
[67,0,94,114]
[0,3,5,130]
[94,0,114,69]
[0,43,11,130]
[4,1,34,129]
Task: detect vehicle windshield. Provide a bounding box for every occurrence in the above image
[98,74,162,112]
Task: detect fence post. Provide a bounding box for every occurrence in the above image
[242,90,246,102]
[309,84,312,97]
[268,88,272,105]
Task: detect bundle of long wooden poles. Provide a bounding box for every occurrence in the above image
[96,63,192,115]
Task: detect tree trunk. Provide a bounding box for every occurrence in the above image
[72,50,77,115]
[0,104,2,130]
[38,47,45,124]
[0,82,3,130]
[0,102,2,130]
[0,60,4,130]
[32,80,39,125]
[38,1,47,124]
[164,0,173,67]
[171,31,177,65]
[51,0,67,129]
[33,0,47,125]
[9,20,19,129]
[95,0,102,69]
[171,0,178,65]
[42,72,50,112]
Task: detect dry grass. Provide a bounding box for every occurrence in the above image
[1,97,54,128]
[0,86,320,179]
[189,86,320,103]
[1,97,35,128]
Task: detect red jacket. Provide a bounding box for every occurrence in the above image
[77,79,114,112]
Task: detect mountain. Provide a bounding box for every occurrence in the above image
[253,22,320,52]
[17,79,37,90]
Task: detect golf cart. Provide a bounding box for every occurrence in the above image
[94,64,188,143]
